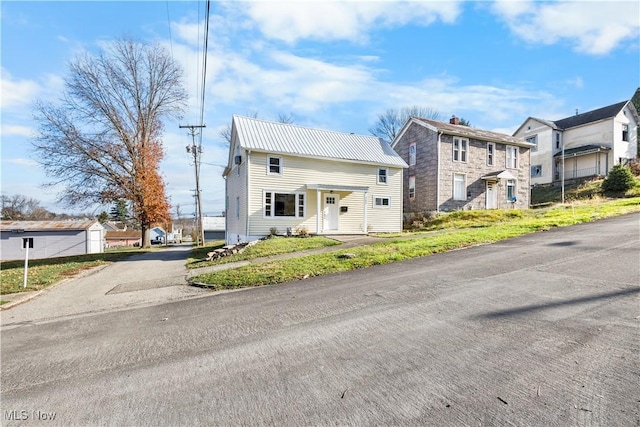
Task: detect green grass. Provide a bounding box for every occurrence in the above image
[191,197,640,290]
[531,176,640,205]
[0,249,153,295]
[187,236,342,269]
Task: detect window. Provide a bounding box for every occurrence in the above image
[378,168,388,184]
[453,138,468,162]
[506,179,516,201]
[555,132,561,149]
[267,156,282,175]
[622,124,629,142]
[264,191,305,218]
[374,197,390,208]
[526,135,538,152]
[453,173,466,201]
[235,196,240,219]
[409,143,416,166]
[506,146,518,168]
[531,165,543,177]
[409,175,415,199]
[487,143,495,166]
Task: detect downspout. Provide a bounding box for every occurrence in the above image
[245,150,251,242]
[436,131,442,212]
[316,189,321,235]
[363,190,368,233]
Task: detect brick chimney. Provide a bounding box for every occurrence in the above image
[450,115,459,125]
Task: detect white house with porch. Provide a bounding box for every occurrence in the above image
[514,100,639,185]
[223,115,407,244]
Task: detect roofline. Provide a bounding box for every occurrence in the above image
[238,147,408,168]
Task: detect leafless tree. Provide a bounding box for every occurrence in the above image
[0,194,53,220]
[32,37,188,247]
[369,106,443,143]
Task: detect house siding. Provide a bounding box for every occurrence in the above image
[515,118,556,185]
[245,152,402,239]
[225,141,249,243]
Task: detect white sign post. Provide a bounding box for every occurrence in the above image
[22,238,33,289]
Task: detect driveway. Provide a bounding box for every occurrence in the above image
[1,244,207,326]
[1,213,638,426]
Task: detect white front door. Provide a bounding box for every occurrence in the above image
[486,181,497,209]
[323,194,340,231]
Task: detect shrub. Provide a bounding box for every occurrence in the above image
[295,226,309,237]
[602,165,635,193]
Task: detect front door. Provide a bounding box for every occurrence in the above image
[323,194,339,231]
[486,181,497,209]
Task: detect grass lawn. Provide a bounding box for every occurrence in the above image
[187,236,342,268]
[190,197,640,290]
[0,248,154,295]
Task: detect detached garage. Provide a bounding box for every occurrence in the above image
[0,220,105,261]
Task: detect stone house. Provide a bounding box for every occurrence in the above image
[392,116,533,219]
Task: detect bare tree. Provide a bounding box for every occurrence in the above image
[1,194,53,220]
[32,38,188,247]
[369,106,442,143]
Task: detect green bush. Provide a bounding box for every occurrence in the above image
[602,165,636,193]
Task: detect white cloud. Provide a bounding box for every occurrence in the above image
[1,124,34,138]
[491,0,640,55]
[3,157,39,168]
[242,0,462,44]
[0,68,40,110]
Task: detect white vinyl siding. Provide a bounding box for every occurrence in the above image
[247,152,403,235]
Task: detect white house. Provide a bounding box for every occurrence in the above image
[223,115,408,244]
[514,100,639,185]
[0,220,105,261]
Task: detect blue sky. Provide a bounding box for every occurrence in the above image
[2,1,639,217]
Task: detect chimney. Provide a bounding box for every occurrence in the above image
[450,115,459,125]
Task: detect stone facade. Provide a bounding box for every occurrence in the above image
[393,118,531,218]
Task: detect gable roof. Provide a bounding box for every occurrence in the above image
[394,117,532,148]
[553,100,628,130]
[232,115,407,168]
[0,220,101,232]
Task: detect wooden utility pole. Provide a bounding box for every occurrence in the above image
[180,124,206,246]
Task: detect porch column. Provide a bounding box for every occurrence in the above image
[316,189,321,234]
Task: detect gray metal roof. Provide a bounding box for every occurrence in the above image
[413,118,532,147]
[0,220,101,232]
[233,115,408,168]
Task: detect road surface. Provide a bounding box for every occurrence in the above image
[2,213,639,426]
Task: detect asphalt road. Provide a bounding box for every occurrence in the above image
[1,213,639,426]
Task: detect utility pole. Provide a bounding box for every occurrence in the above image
[180,124,206,246]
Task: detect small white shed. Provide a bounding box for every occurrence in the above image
[0,220,105,261]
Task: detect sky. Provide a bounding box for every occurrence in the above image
[1,0,639,219]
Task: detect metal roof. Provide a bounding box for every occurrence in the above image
[413,118,532,147]
[233,115,408,168]
[0,220,100,232]
[553,144,611,158]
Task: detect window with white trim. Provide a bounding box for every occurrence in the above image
[378,168,388,184]
[526,135,538,152]
[235,196,240,219]
[267,156,282,175]
[555,132,561,149]
[409,175,415,199]
[264,191,305,218]
[409,143,416,166]
[487,142,495,166]
[622,124,629,141]
[506,146,518,168]
[453,173,466,201]
[531,165,542,177]
[506,179,516,201]
[374,196,391,208]
[453,138,468,162]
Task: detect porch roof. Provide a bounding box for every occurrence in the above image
[306,184,369,192]
[553,144,610,158]
[481,170,517,181]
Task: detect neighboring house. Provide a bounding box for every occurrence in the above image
[0,220,105,261]
[513,100,639,185]
[102,221,125,232]
[105,230,142,248]
[224,115,408,244]
[392,116,533,217]
[203,216,225,241]
[150,227,165,244]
